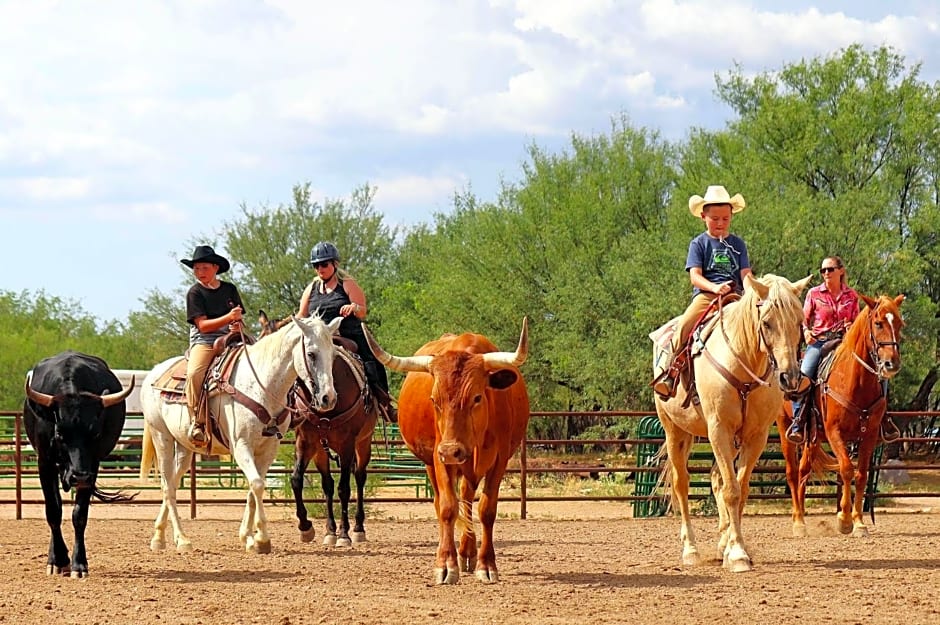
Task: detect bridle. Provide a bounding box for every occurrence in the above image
[852,305,901,380]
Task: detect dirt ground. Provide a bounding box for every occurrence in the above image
[1,499,939,625]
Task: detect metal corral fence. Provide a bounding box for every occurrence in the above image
[2,410,940,520]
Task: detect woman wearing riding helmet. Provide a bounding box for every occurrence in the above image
[297,241,396,422]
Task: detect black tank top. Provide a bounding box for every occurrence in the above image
[306,280,364,339]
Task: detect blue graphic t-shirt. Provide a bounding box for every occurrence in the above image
[686,232,750,296]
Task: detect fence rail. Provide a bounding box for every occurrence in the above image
[3,409,940,520]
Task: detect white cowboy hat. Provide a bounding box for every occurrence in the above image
[688,185,746,217]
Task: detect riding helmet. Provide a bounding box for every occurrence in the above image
[309,241,340,266]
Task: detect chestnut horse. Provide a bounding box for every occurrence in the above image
[258,311,379,547]
[777,294,904,538]
[654,274,810,572]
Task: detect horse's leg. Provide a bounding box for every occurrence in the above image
[779,411,807,537]
[725,427,770,560]
[793,442,815,537]
[239,488,257,548]
[457,476,478,574]
[827,433,855,535]
[657,413,698,566]
[334,449,354,548]
[708,423,752,572]
[850,437,879,538]
[314,446,338,547]
[709,464,731,555]
[290,430,316,543]
[231,439,273,554]
[151,428,193,553]
[350,435,372,544]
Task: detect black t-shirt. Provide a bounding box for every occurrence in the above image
[185,280,243,346]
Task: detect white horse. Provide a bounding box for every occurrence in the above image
[139,315,342,554]
[653,274,810,572]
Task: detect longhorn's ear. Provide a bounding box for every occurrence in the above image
[488,369,519,390]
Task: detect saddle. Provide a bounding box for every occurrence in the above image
[650,294,739,402]
[151,331,286,447]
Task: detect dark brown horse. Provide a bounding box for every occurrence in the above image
[259,311,378,547]
[777,294,904,537]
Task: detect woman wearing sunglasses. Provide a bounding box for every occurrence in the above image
[297,241,396,422]
[786,256,900,443]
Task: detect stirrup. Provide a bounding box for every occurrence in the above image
[785,422,805,444]
[880,419,901,443]
[188,424,209,447]
[261,423,283,439]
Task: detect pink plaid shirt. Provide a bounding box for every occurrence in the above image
[803,283,860,338]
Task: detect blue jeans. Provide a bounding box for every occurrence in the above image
[792,342,825,419]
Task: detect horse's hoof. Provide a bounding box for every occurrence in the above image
[335,537,352,548]
[150,538,165,552]
[249,539,272,554]
[322,534,337,547]
[681,550,701,567]
[300,527,316,543]
[434,567,459,585]
[69,569,87,579]
[350,530,366,544]
[459,556,477,573]
[176,541,193,554]
[838,523,853,535]
[792,524,807,538]
[852,526,869,538]
[475,569,498,583]
[726,558,753,573]
[46,564,68,576]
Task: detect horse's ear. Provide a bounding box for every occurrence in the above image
[745,274,769,299]
[793,275,812,295]
[894,294,906,307]
[327,316,343,335]
[860,293,878,310]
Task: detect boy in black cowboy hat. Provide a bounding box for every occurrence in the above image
[181,245,245,446]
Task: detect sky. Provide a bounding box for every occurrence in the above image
[2,0,938,323]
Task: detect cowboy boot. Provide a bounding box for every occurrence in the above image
[372,385,398,423]
[187,396,209,447]
[786,384,814,444]
[880,416,901,443]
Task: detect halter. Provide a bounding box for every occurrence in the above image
[853,304,901,380]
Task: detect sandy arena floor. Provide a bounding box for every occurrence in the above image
[1,499,939,625]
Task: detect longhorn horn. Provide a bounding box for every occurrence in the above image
[100,376,135,408]
[24,372,56,407]
[362,323,433,373]
[483,316,529,368]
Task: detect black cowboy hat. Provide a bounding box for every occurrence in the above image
[180,245,231,274]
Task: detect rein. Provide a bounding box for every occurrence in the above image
[218,326,315,435]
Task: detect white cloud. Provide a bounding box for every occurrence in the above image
[14,176,91,201]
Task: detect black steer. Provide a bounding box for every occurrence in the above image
[23,351,135,578]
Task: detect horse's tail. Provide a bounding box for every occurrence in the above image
[802,443,839,480]
[139,419,156,483]
[94,487,138,503]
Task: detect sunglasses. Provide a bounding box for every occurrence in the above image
[820,266,841,274]
[313,261,332,269]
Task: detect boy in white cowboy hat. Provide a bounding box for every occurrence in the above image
[180,245,246,446]
[652,185,753,398]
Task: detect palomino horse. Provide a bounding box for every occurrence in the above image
[138,315,341,553]
[258,311,379,547]
[777,294,904,538]
[653,273,810,572]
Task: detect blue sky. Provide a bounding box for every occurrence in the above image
[2,1,938,323]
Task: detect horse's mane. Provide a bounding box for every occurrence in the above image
[720,274,802,353]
